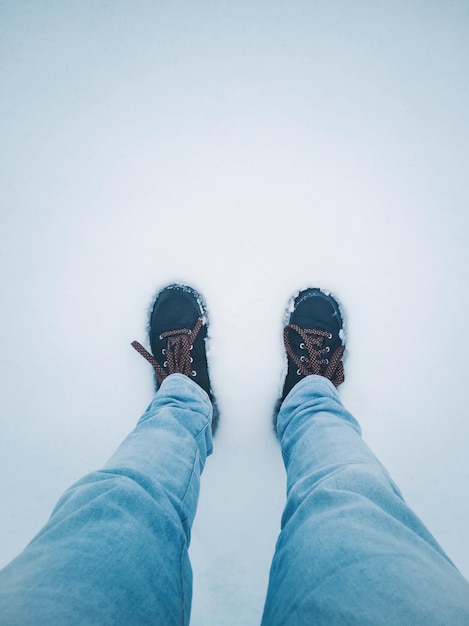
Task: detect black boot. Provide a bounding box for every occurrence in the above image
[274,288,345,429]
[132,284,219,434]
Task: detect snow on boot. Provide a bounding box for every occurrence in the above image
[274,287,345,431]
[132,284,219,434]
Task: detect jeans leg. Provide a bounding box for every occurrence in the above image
[0,374,212,626]
[262,375,469,626]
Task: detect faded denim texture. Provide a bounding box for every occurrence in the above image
[1,374,469,625]
[262,375,469,625]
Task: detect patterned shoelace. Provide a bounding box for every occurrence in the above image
[132,317,204,385]
[284,324,345,387]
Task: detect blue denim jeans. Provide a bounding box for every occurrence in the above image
[1,374,468,625]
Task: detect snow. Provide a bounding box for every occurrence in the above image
[1,1,469,624]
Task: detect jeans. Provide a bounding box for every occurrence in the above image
[0,374,468,625]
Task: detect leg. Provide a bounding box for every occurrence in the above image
[0,374,212,625]
[0,283,218,625]
[262,376,469,625]
[264,288,469,625]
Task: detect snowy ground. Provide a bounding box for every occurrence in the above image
[1,2,469,624]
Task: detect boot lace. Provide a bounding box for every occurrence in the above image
[284,324,345,387]
[131,317,204,385]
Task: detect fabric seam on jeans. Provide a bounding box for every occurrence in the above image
[181,450,199,509]
[180,540,189,626]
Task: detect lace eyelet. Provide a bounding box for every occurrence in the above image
[159,334,163,340]
[299,342,305,349]
[163,361,168,367]
[297,369,301,375]
[328,333,333,339]
[190,357,193,363]
[162,349,166,355]
[190,344,193,350]
[191,370,197,377]
[325,346,330,353]
[300,356,306,362]
[188,330,192,335]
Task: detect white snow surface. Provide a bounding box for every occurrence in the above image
[1,2,469,624]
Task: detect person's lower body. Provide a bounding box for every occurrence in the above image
[0,374,213,625]
[262,374,469,625]
[2,284,469,626]
[2,374,469,625]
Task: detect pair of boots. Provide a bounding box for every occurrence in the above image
[131,284,346,434]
